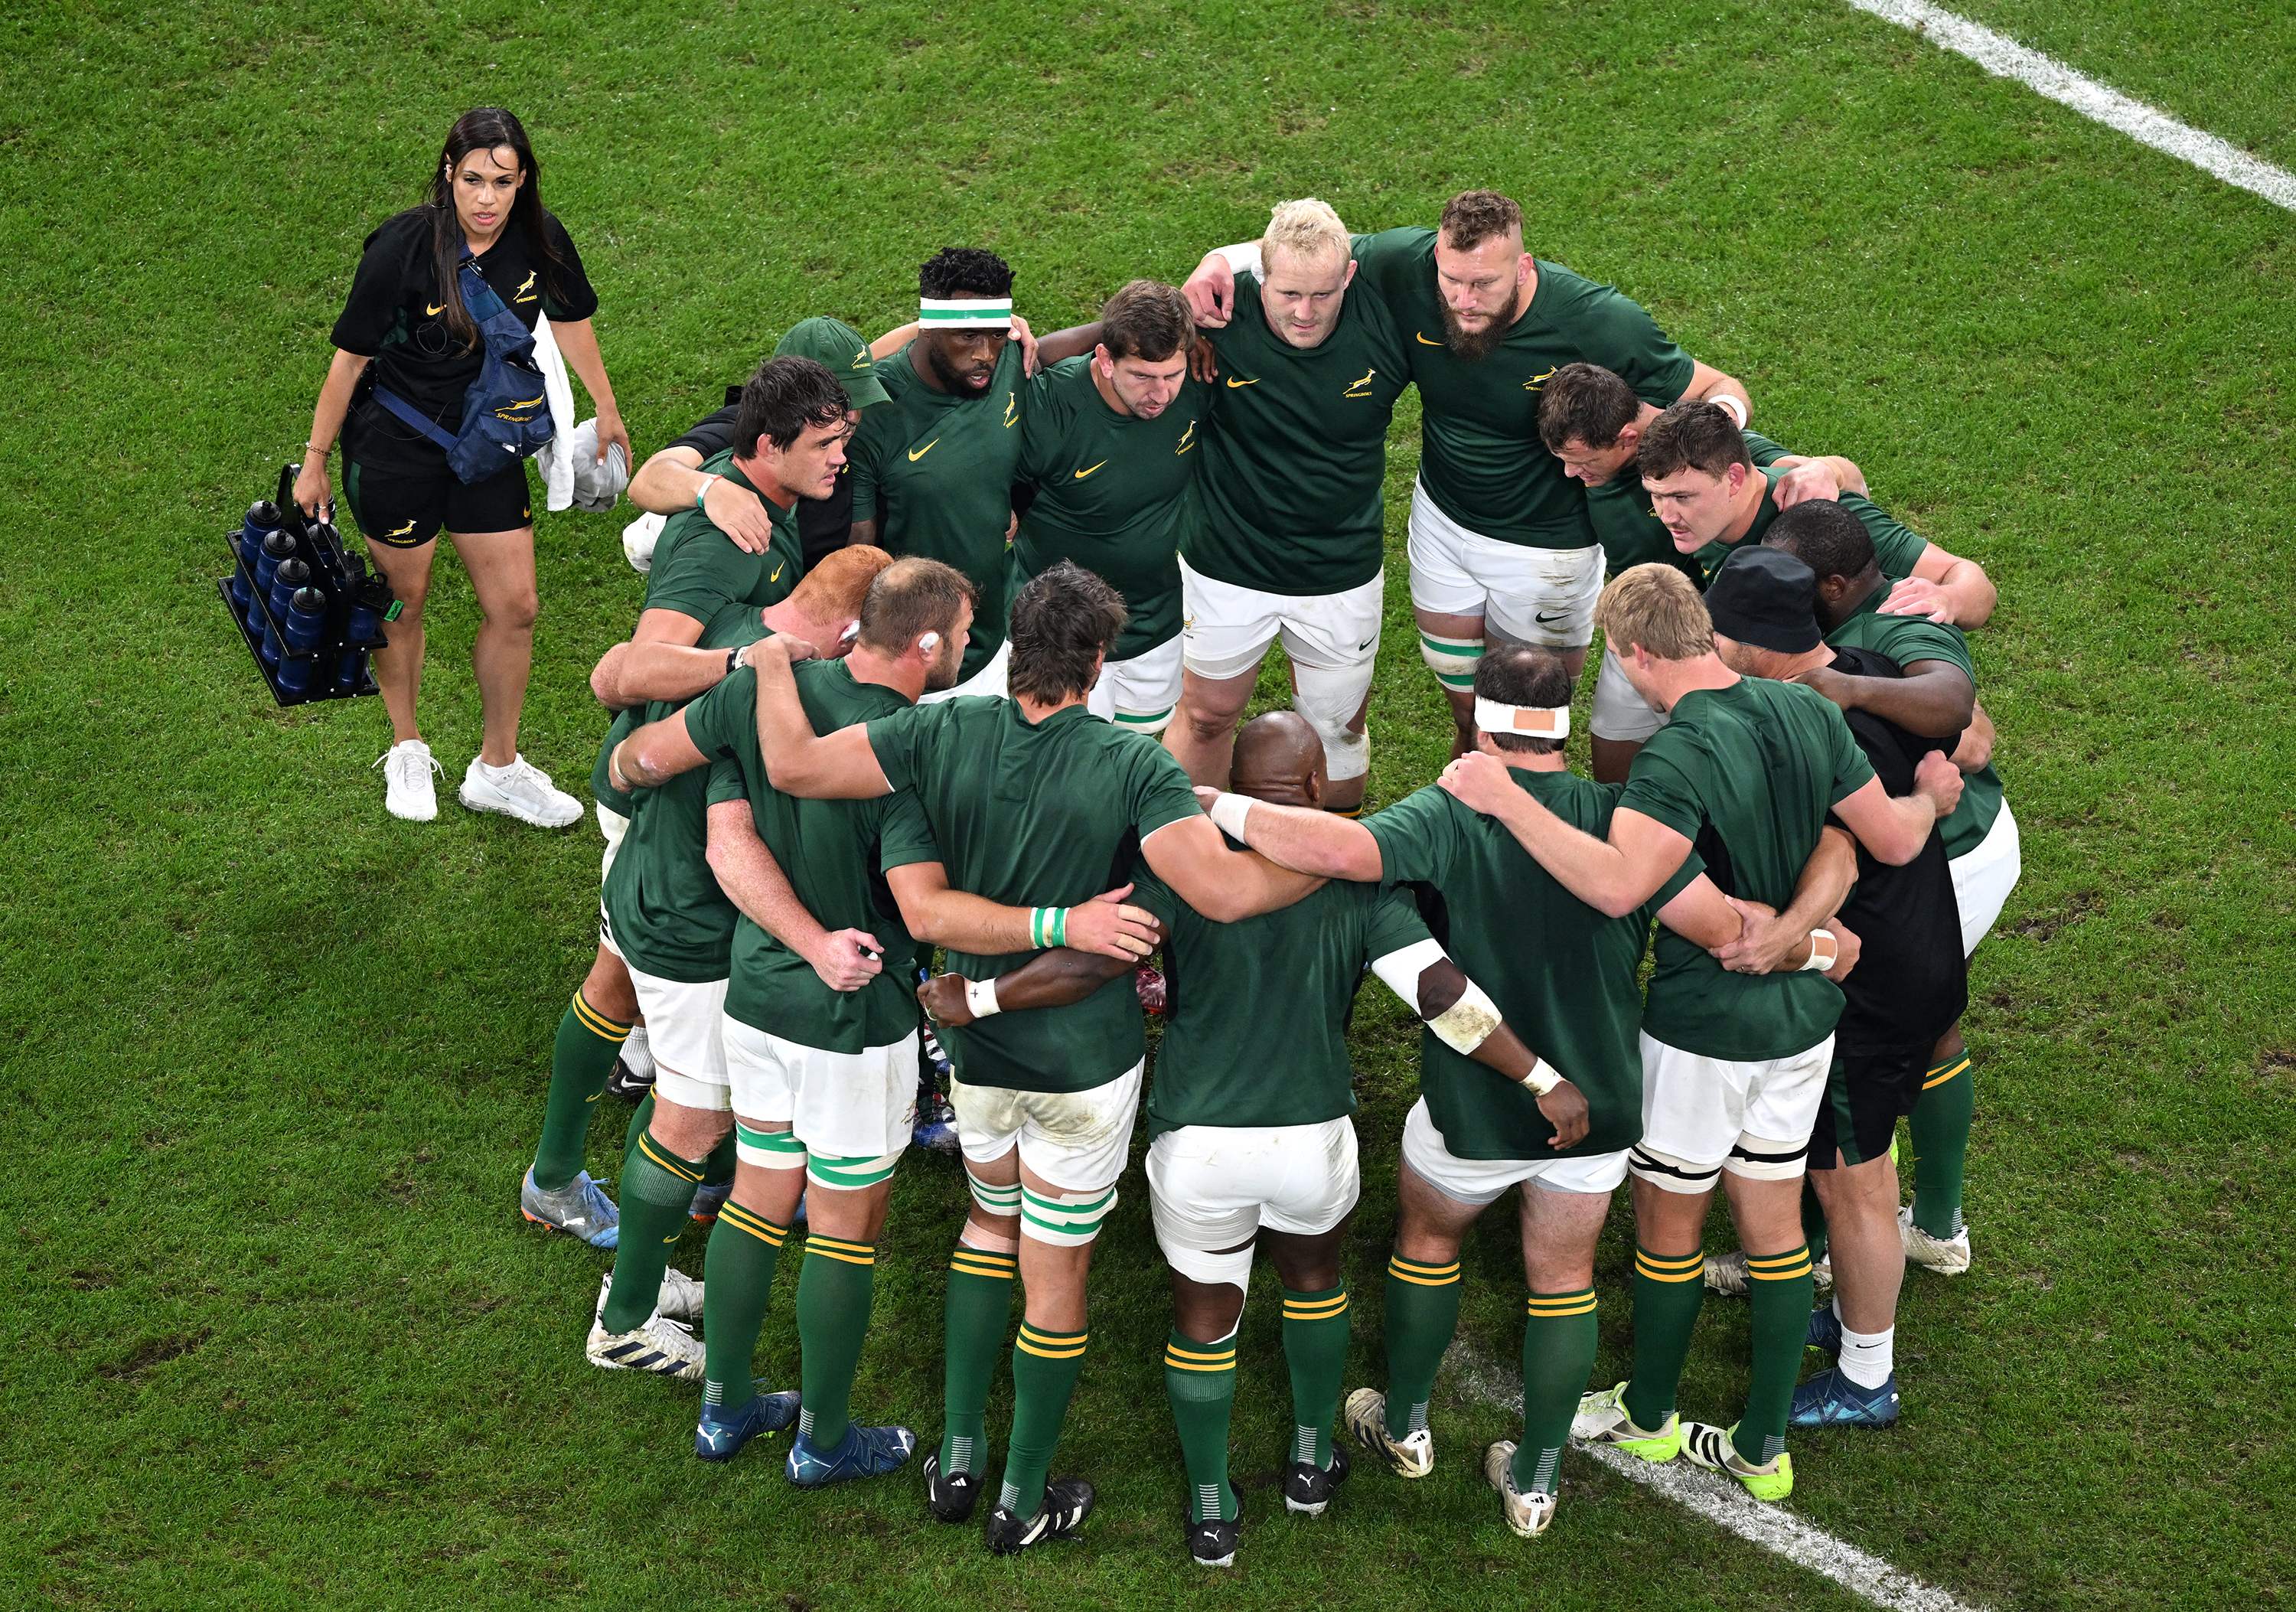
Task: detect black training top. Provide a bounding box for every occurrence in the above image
[673,394,854,571]
[331,207,597,432]
[1828,644,1969,1054]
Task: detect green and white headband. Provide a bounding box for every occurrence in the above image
[918,296,1013,328]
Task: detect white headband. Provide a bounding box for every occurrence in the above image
[1474,698,1570,739]
[918,296,1013,328]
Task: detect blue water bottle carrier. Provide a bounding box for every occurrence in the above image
[217,464,396,707]
[369,252,554,483]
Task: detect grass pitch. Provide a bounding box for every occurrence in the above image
[5,2,2292,1606]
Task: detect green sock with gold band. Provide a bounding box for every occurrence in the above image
[1280,1284,1350,1470]
[1381,1253,1462,1439]
[531,990,629,1190]
[1164,1329,1240,1523]
[598,1130,709,1333]
[700,1200,790,1410]
[937,1245,1016,1481]
[1740,1245,1817,1463]
[1516,1287,1598,1493]
[1624,1245,1704,1431]
[1910,1054,1975,1238]
[794,1234,876,1448]
[1000,1323,1089,1521]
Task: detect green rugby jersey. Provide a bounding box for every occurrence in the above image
[863,700,1202,1093]
[848,340,1028,681]
[1012,356,1204,660]
[1352,228,1695,550]
[1129,863,1427,1138]
[685,659,940,1053]
[1186,271,1409,597]
[598,608,774,983]
[1366,772,1702,1161]
[589,453,801,814]
[1823,592,2004,861]
[1620,678,1876,1062]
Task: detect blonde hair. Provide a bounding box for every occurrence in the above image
[1595,563,1715,662]
[1261,197,1350,274]
[790,543,892,624]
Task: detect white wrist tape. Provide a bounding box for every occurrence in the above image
[1712,393,1749,428]
[1521,1057,1564,1096]
[1207,791,1254,840]
[964,976,1003,1017]
[1801,928,1838,972]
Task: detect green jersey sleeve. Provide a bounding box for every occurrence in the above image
[1363,883,1433,963]
[1127,867,1182,933]
[1129,742,1207,841]
[1364,785,1462,888]
[1822,702,1879,804]
[1348,227,1431,302]
[1570,281,1697,405]
[644,511,751,625]
[680,665,753,761]
[1616,733,1711,845]
[704,754,745,809]
[862,703,941,795]
[1016,367,1066,488]
[1838,491,1932,578]
[846,409,886,526]
[876,786,941,873]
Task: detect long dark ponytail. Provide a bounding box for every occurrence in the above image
[422,107,572,350]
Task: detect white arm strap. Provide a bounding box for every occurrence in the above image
[1215,240,1264,280]
[1369,940,1505,1055]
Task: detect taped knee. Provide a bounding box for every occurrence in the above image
[1291,661,1371,783]
[736,1123,806,1171]
[1628,1143,1724,1195]
[1723,1133,1809,1183]
[966,1173,1023,1221]
[1418,631,1483,694]
[1020,1181,1119,1248]
[1163,1240,1254,1297]
[807,1150,901,1193]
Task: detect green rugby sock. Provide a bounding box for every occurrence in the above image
[700,1201,789,1411]
[1164,1329,1239,1523]
[1740,1245,1817,1464]
[1381,1254,1462,1439]
[1000,1323,1089,1521]
[1625,1245,1705,1431]
[1280,1284,1349,1470]
[1801,1180,1831,1264]
[937,1246,1016,1480]
[1516,1288,1598,1494]
[598,1130,708,1333]
[622,1091,654,1160]
[1910,1054,1975,1238]
[702,1127,735,1188]
[531,991,629,1191]
[795,1235,876,1448]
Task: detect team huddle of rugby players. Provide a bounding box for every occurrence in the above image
[514,190,2018,1565]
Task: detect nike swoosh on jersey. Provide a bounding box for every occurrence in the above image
[1074,461,1107,479]
[908,439,941,462]
[426,302,446,317]
[771,563,784,582]
[1415,331,1444,345]
[1225,377,1258,388]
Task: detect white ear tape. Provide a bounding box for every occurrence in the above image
[918,632,941,653]
[839,620,860,643]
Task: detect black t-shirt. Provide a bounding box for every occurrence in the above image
[1826,645,1968,1053]
[331,207,598,434]
[673,390,853,571]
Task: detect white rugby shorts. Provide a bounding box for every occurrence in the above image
[1591,644,1668,743]
[1146,1116,1360,1284]
[602,941,729,1110]
[921,637,1011,705]
[1948,799,2022,958]
[1179,556,1384,683]
[950,1061,1143,1194]
[597,803,629,884]
[1632,1031,1833,1194]
[720,1018,917,1163]
[1407,479,1603,648]
[1087,632,1183,733]
[1399,1097,1628,1204]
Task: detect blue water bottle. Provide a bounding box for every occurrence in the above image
[259,612,284,671]
[240,500,282,564]
[255,527,297,599]
[334,647,367,693]
[284,586,329,657]
[266,557,309,625]
[228,553,256,618]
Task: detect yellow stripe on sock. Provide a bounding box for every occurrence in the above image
[1165,1352,1237,1372]
[951,1257,1016,1279]
[1528,1300,1598,1317]
[1923,1056,1973,1090]
[1283,1296,1349,1319]
[809,1235,875,1256]
[1163,1342,1235,1362]
[1746,1249,1809,1270]
[1528,1291,1597,1313]
[1019,1339,1088,1360]
[1636,1259,1704,1284]
[569,990,631,1041]
[806,1244,876,1266]
[1749,1261,1814,1281]
[1388,1256,1461,1278]
[1388,1268,1461,1287]
[1636,1249,1705,1273]
[637,1135,705,1184]
[719,1204,787,1245]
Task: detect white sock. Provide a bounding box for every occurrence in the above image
[1838,1321,1895,1389]
[478,754,520,778]
[621,1026,654,1078]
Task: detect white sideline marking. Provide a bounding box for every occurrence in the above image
[1844,0,2296,212]
[1443,1341,1986,1611]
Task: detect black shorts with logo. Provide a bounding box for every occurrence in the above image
[341,396,532,549]
[1807,1045,1929,1170]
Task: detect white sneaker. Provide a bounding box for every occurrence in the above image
[1342,1386,1433,1479]
[585,1310,706,1380]
[1483,1441,1558,1538]
[595,1266,703,1324]
[376,739,442,821]
[1900,1204,1972,1275]
[459,753,582,828]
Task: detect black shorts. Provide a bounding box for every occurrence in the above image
[341,398,532,548]
[1807,1046,1929,1169]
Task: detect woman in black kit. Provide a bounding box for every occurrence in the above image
[295,108,627,825]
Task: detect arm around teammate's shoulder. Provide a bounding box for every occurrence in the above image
[1199,789,1387,883]
[1438,752,1688,919]
[1830,758,1962,866]
[749,638,891,800]
[1140,814,1325,922]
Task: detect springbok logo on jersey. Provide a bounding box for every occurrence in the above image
[1175,419,1197,455]
[1522,366,1557,392]
[1344,366,1378,399]
[513,270,539,305]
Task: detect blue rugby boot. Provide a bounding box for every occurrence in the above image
[1806,1304,1843,1355]
[521,1167,619,1250]
[1789,1366,1902,1429]
[694,1388,802,1461]
[785,1420,919,1487]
